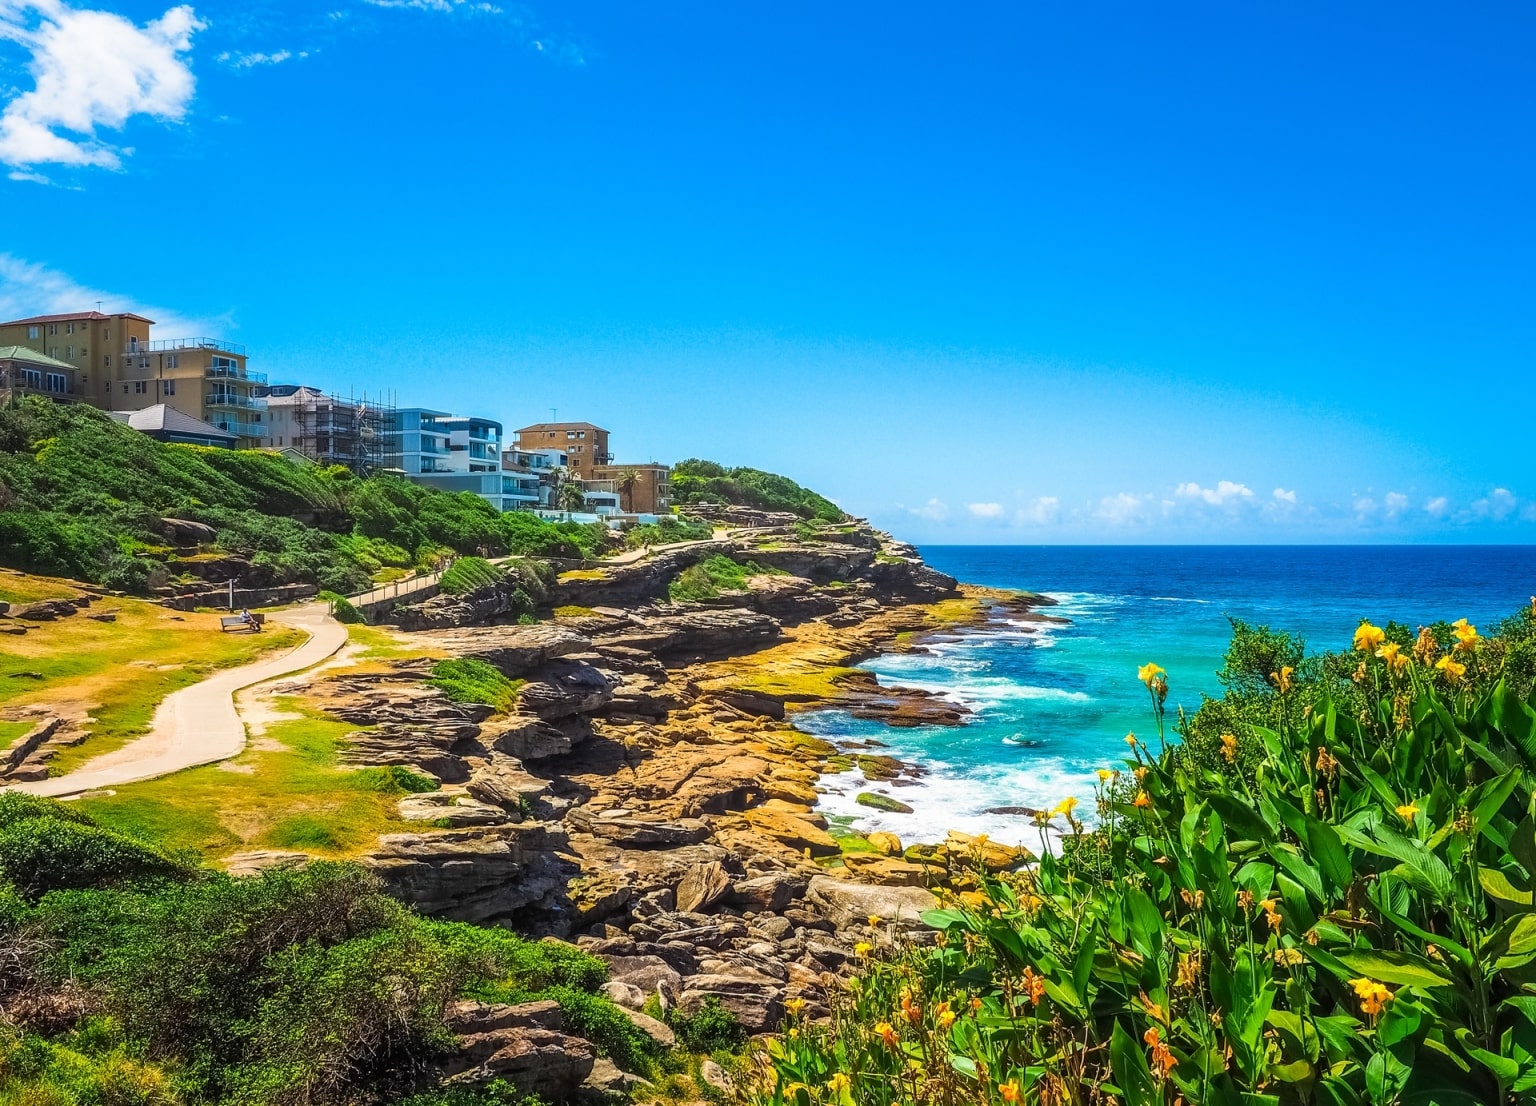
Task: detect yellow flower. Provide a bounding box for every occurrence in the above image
[1138,662,1165,687]
[935,1001,955,1028]
[787,1026,799,1039]
[867,915,882,928]
[1350,977,1394,1019]
[1096,768,1115,782]
[1220,732,1238,763]
[1125,732,1139,747]
[874,1021,898,1048]
[1274,947,1304,967]
[854,941,873,958]
[999,1082,1021,1104]
[1376,641,1410,676]
[1354,622,1386,651]
[784,997,806,1016]
[1435,655,1466,683]
[1052,796,1079,818]
[1270,665,1295,693]
[1452,618,1480,651]
[1396,801,1420,825]
[1133,790,1152,809]
[826,1073,851,1094]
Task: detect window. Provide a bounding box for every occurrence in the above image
[122,383,129,394]
[164,354,176,369]
[20,369,41,390]
[45,373,66,394]
[104,354,111,368]
[163,379,175,396]
[65,322,74,335]
[134,381,147,394]
[65,345,73,359]
[26,326,38,340]
[47,324,57,336]
[104,328,110,340]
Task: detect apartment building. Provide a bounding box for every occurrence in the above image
[0,346,87,404]
[512,422,611,478]
[501,446,568,509]
[0,312,268,448]
[390,409,522,510]
[259,385,394,473]
[587,462,673,515]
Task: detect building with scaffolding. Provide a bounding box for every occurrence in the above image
[258,385,396,474]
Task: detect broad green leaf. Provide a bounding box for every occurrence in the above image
[1109,1019,1157,1106]
[1335,949,1454,989]
[1479,867,1534,909]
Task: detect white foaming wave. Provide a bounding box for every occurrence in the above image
[887,675,1091,709]
[815,755,1103,850]
[1149,596,1211,604]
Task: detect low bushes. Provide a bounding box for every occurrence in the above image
[0,799,646,1106]
[670,459,845,522]
[438,557,504,595]
[624,516,713,549]
[426,659,522,713]
[668,555,783,603]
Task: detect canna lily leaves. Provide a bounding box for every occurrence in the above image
[1335,949,1455,989]
[1478,866,1534,910]
[1108,1019,1158,1106]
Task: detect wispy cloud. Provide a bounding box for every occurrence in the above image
[0,253,221,335]
[1176,480,1254,506]
[905,498,949,522]
[966,502,1003,519]
[217,48,308,68]
[1272,487,1297,504]
[0,0,204,174]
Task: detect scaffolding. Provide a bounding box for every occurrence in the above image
[263,385,397,475]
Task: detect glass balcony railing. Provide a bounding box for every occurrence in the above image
[212,418,266,439]
[149,337,248,356]
[205,393,264,410]
[206,365,267,384]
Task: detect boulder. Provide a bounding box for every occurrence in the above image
[567,808,712,848]
[158,517,219,545]
[743,808,840,857]
[591,607,783,660]
[465,757,551,810]
[699,1060,735,1095]
[364,824,564,922]
[945,830,1032,873]
[807,875,938,931]
[856,792,914,814]
[439,1000,597,1098]
[600,981,646,1009]
[415,624,594,676]
[675,860,732,914]
[619,1008,675,1050]
[866,831,904,856]
[730,872,806,913]
[603,954,683,1003]
[517,660,616,720]
[840,854,932,887]
[12,599,81,621]
[397,792,510,827]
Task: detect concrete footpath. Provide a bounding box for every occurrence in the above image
[13,602,348,799]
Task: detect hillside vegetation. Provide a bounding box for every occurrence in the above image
[753,605,1536,1106]
[0,399,608,595]
[670,459,845,522]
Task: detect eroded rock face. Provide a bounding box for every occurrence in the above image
[364,824,565,922]
[437,1000,597,1099]
[807,874,939,931]
[590,608,782,660]
[566,808,712,848]
[553,542,734,609]
[413,624,594,676]
[517,660,617,719]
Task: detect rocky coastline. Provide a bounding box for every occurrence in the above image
[239,515,1057,1097]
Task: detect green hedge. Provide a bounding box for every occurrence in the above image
[670,459,844,521]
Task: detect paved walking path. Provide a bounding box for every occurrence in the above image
[13,603,348,798]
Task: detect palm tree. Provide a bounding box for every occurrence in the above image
[616,468,641,513]
[557,473,586,518]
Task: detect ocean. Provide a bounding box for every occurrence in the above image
[807,545,1536,847]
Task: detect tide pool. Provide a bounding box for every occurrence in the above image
[809,545,1536,846]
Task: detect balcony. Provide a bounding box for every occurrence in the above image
[212,418,266,439]
[206,364,267,384]
[146,337,248,356]
[205,393,264,410]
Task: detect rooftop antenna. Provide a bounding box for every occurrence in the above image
[95,300,103,313]
[550,407,558,423]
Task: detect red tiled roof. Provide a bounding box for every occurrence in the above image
[0,310,155,326]
[515,422,609,433]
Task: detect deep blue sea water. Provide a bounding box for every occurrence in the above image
[807,546,1536,846]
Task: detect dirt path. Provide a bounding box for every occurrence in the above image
[11,603,347,799]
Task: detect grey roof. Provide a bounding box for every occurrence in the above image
[0,345,76,370]
[112,404,237,442]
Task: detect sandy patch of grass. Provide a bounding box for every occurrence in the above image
[77,699,422,861]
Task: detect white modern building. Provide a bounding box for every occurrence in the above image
[391,408,522,511]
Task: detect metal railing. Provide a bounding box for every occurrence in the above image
[205,392,264,410]
[206,365,268,384]
[146,337,248,356]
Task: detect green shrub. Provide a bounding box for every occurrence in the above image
[425,659,522,713]
[438,557,503,595]
[624,516,713,549]
[318,591,364,624]
[671,460,844,522]
[668,555,782,603]
[0,792,96,831]
[668,998,743,1053]
[396,1079,546,1106]
[0,818,186,899]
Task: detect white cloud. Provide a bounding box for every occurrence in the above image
[1016,496,1060,526]
[1425,496,1449,518]
[363,0,503,12]
[0,0,204,172]
[1095,492,1153,526]
[1384,491,1409,519]
[966,502,1003,519]
[0,252,217,334]
[1353,496,1377,516]
[905,498,949,522]
[1175,480,1254,506]
[1272,487,1297,504]
[1472,487,1519,521]
[217,48,307,68]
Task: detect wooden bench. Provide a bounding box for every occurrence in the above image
[219,613,265,632]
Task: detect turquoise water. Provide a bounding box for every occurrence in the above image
[807,545,1536,846]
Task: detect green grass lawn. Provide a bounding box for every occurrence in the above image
[0,719,35,751]
[0,569,305,774]
[78,700,424,861]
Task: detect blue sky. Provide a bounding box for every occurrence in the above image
[1,1,1533,543]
